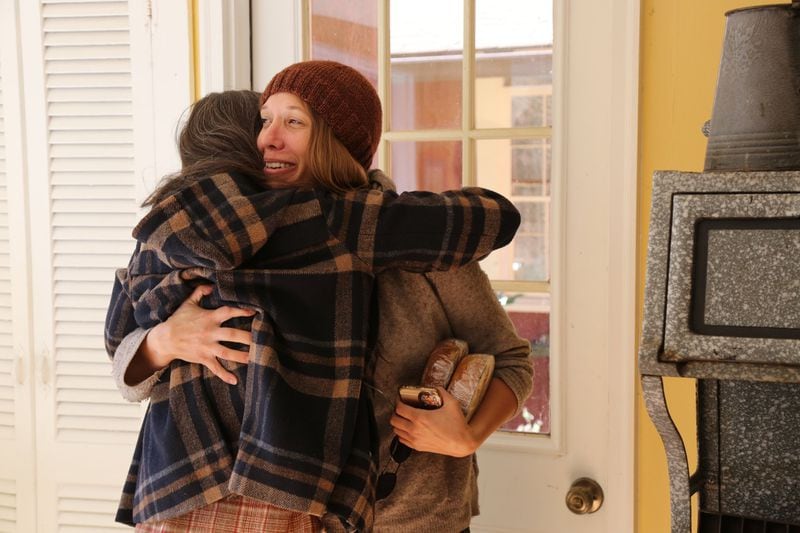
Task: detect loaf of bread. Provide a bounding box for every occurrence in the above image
[446,354,495,421]
[420,338,468,388]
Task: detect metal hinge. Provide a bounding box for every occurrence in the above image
[39,349,51,387]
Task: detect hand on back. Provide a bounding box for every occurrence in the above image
[144,284,254,385]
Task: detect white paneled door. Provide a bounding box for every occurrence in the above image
[2,0,191,530]
[1,2,37,531]
[253,0,638,531]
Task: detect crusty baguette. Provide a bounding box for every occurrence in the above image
[446,354,495,421]
[420,338,468,388]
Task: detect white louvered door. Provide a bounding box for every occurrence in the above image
[0,1,37,532]
[11,0,191,531]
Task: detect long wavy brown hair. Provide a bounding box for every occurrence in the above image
[303,110,369,193]
[143,90,265,206]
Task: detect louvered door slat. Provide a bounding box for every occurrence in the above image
[42,1,128,17]
[56,361,119,376]
[55,282,116,298]
[53,227,133,242]
[57,388,126,404]
[52,172,136,186]
[50,116,132,130]
[44,31,128,47]
[55,308,108,323]
[51,129,133,143]
[52,186,136,202]
[52,213,137,228]
[48,86,132,102]
[43,17,129,32]
[48,72,131,89]
[45,44,130,61]
[54,266,120,281]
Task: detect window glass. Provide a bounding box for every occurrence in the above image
[389,0,463,130]
[310,0,378,86]
[389,140,462,192]
[475,0,553,129]
[477,139,550,282]
[499,295,550,434]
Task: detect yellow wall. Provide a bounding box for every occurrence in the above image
[636,0,778,531]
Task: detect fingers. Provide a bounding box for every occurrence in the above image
[217,347,250,365]
[394,400,417,418]
[389,412,414,433]
[211,305,256,324]
[187,284,214,303]
[204,357,239,386]
[396,435,417,450]
[213,324,252,346]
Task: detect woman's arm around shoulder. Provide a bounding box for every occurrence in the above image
[316,186,521,272]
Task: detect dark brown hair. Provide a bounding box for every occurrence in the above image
[143,90,264,207]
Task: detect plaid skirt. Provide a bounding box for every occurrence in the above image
[134,495,321,533]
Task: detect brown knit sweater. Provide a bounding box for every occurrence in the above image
[370,265,532,532]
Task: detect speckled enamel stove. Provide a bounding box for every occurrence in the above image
[640,170,800,533]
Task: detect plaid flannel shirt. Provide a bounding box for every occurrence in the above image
[105,171,520,531]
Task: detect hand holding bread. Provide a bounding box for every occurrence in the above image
[408,338,495,422]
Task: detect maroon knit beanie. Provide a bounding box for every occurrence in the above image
[262,60,382,170]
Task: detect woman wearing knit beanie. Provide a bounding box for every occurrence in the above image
[107,61,531,533]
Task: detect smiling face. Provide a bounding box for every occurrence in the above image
[257,92,313,188]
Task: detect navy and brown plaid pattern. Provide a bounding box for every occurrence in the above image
[105,171,519,531]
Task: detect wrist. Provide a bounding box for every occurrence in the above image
[465,425,483,454]
[141,323,172,370]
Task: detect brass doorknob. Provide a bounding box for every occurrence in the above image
[565,477,604,514]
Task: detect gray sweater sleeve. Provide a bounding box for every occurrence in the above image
[424,263,534,415]
[111,327,165,402]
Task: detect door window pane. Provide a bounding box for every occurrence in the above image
[390,0,462,130]
[477,139,550,282]
[310,0,378,85]
[475,0,553,129]
[390,140,462,192]
[498,293,550,434]
[513,138,551,195]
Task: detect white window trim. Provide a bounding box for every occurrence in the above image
[197,0,252,94]
[250,0,305,92]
